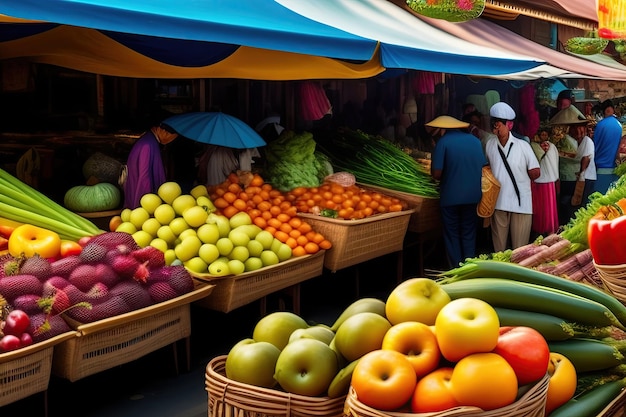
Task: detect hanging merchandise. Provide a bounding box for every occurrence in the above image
[597,0,626,39]
[565,32,609,55]
[298,81,332,121]
[406,0,485,22]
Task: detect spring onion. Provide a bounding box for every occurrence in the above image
[0,167,101,240]
[316,128,439,197]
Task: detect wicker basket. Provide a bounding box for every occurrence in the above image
[52,282,214,381]
[0,331,77,407]
[298,210,413,272]
[359,184,440,234]
[477,166,500,218]
[192,251,325,313]
[594,261,626,303]
[344,373,550,417]
[206,355,346,417]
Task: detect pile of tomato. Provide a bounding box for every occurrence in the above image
[208,173,331,257]
[285,183,407,220]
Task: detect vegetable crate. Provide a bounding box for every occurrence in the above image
[298,210,413,272]
[206,355,346,417]
[360,184,440,234]
[191,250,325,313]
[0,331,77,408]
[52,282,214,382]
[344,372,549,417]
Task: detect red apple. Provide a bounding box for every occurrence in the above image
[492,326,550,385]
[3,309,30,336]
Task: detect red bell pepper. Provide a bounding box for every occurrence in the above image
[588,216,626,265]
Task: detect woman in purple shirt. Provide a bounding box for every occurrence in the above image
[123,123,178,209]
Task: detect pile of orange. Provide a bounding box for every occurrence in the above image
[208,173,331,257]
[285,182,408,220]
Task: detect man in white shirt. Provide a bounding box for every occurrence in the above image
[486,102,541,252]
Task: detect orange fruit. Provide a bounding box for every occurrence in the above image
[223,192,237,204]
[279,223,293,234]
[296,235,309,247]
[304,242,320,254]
[267,218,282,229]
[222,205,239,219]
[274,230,289,243]
[253,216,267,229]
[298,222,312,234]
[213,197,230,209]
[285,237,298,249]
[276,213,291,223]
[292,246,307,257]
[319,239,332,250]
[233,199,248,211]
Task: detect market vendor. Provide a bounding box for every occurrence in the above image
[122,123,179,209]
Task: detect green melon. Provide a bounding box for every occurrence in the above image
[64,182,121,213]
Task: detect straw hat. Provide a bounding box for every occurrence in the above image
[549,105,588,126]
[425,115,469,129]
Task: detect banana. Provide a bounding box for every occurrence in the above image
[330,297,386,332]
[327,358,359,398]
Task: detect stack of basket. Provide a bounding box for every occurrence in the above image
[594,262,626,303]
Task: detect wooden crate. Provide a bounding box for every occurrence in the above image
[298,210,413,272]
[359,184,440,234]
[52,282,214,382]
[206,355,346,417]
[0,331,77,407]
[191,250,325,313]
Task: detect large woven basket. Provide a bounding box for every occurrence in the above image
[344,373,549,417]
[359,184,440,234]
[206,355,346,417]
[298,210,413,272]
[192,250,324,313]
[477,166,500,218]
[594,261,626,304]
[0,331,77,407]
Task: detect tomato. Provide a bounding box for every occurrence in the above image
[351,349,417,411]
[587,217,626,265]
[381,321,440,378]
[449,352,518,410]
[545,352,577,415]
[492,326,550,386]
[59,240,83,257]
[411,367,459,413]
[8,224,61,258]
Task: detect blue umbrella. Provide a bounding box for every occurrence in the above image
[162,112,266,149]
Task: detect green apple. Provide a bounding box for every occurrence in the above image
[228,229,250,247]
[207,213,231,237]
[116,221,137,235]
[225,338,280,388]
[216,237,234,257]
[120,207,132,222]
[288,326,335,346]
[229,245,250,262]
[129,207,150,230]
[385,278,451,326]
[244,257,264,272]
[157,225,177,245]
[169,217,190,236]
[132,230,153,248]
[140,193,163,215]
[260,250,279,267]
[150,237,169,253]
[227,259,246,275]
[229,211,252,229]
[190,184,209,199]
[254,230,275,250]
[274,338,338,396]
[208,259,230,276]
[237,224,262,238]
[183,205,209,228]
[178,228,197,241]
[197,223,220,244]
[247,240,264,257]
[196,195,216,213]
[184,256,208,274]
[141,217,162,237]
[154,204,176,225]
[270,238,282,253]
[174,235,202,262]
[334,312,392,362]
[252,311,308,350]
[172,194,197,216]
[275,243,293,262]
[157,181,182,205]
[198,243,220,265]
[164,249,177,265]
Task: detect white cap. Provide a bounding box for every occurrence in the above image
[490,102,516,120]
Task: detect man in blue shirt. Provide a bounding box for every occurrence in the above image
[429,115,487,268]
[593,99,623,194]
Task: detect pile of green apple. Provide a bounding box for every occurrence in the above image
[114,182,293,275]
